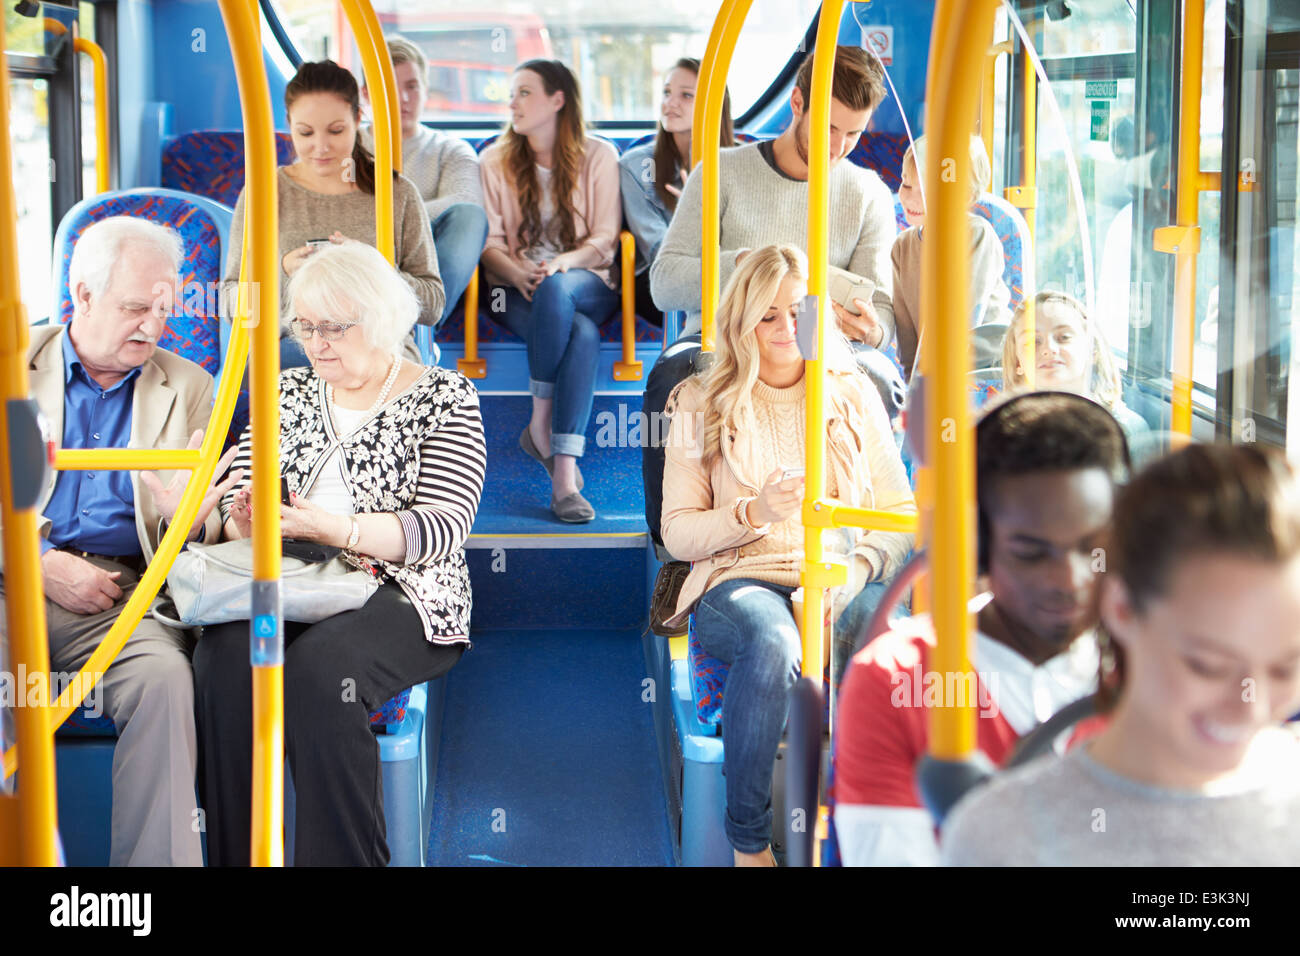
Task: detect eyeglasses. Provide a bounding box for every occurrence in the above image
[289,318,358,342]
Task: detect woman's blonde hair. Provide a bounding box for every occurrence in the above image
[1001,291,1122,410]
[697,244,855,471]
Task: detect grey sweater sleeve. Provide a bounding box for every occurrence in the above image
[422,137,484,221]
[648,162,742,317]
[846,178,899,346]
[394,175,445,325]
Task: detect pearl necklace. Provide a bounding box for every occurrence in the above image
[327,354,402,417]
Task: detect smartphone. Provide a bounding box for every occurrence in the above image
[779,467,805,483]
[280,476,292,506]
[827,265,877,316]
[306,238,332,251]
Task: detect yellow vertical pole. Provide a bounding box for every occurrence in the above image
[697,0,752,354]
[1157,0,1205,437]
[217,0,283,867]
[798,2,848,679]
[923,0,1000,760]
[1005,34,1037,389]
[74,39,111,194]
[0,15,59,867]
[352,0,402,176]
[339,0,395,263]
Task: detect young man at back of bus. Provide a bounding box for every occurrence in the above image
[832,392,1130,866]
[644,46,902,626]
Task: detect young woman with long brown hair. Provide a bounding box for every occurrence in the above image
[479,59,622,523]
[618,57,734,326]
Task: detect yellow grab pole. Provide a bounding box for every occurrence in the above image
[923,0,999,759]
[1005,34,1037,389]
[339,0,394,263]
[55,449,200,470]
[217,0,282,867]
[613,231,643,380]
[1154,0,1205,438]
[980,40,1012,172]
[698,0,752,354]
[0,16,59,865]
[353,0,401,175]
[457,270,486,378]
[692,1,735,169]
[799,1,848,680]
[74,38,110,194]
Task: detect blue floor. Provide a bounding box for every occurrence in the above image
[427,626,674,867]
[472,393,650,536]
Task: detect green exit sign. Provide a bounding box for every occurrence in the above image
[1091,100,1112,141]
[1085,80,1118,100]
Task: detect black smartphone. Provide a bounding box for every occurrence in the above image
[280,476,292,506]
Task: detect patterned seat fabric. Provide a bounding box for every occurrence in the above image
[53,191,225,374]
[848,132,910,191]
[161,131,297,208]
[971,195,1031,309]
[368,685,410,731]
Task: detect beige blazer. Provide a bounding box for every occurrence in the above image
[13,324,222,567]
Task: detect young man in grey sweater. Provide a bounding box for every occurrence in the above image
[363,36,488,333]
[643,46,903,580]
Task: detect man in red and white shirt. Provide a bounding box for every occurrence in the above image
[834,393,1131,866]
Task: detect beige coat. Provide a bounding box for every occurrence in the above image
[661,370,915,631]
[10,324,222,568]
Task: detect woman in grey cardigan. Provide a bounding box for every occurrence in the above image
[618,58,734,327]
[195,243,485,866]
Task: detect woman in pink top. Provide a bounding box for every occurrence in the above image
[479,60,622,523]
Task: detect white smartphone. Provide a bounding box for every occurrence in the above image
[779,466,805,482]
[827,265,877,316]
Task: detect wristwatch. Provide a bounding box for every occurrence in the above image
[346,516,360,551]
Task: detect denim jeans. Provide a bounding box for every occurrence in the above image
[493,269,619,458]
[693,577,802,854]
[432,203,489,327]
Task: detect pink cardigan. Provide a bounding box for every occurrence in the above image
[479,134,622,290]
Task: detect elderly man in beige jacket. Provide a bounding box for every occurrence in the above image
[0,217,239,865]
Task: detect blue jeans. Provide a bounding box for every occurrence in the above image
[493,270,619,458]
[432,203,489,327]
[693,577,802,854]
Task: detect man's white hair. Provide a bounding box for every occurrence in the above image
[67,216,185,301]
[286,241,417,355]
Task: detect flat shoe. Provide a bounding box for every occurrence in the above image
[551,491,595,524]
[519,426,583,490]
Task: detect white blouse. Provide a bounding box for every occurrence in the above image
[305,403,369,516]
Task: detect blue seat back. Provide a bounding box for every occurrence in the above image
[971,194,1031,309]
[161,130,297,208]
[52,188,232,376]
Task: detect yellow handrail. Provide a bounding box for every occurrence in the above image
[338,0,395,263]
[797,2,849,680]
[217,0,282,867]
[458,269,485,378]
[980,40,1012,173]
[613,231,644,381]
[55,449,201,470]
[1154,0,1206,438]
[1005,33,1037,388]
[354,0,401,176]
[74,38,110,194]
[697,0,752,354]
[0,13,59,866]
[922,0,999,760]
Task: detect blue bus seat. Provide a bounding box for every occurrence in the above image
[161,130,297,208]
[52,188,232,376]
[848,132,910,191]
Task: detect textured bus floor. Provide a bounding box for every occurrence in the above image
[426,626,674,867]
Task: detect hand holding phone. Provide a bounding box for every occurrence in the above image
[280,476,293,506]
[827,265,877,317]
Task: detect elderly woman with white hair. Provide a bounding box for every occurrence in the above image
[193,241,486,867]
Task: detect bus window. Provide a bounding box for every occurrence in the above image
[267,0,821,123]
[7,74,52,324]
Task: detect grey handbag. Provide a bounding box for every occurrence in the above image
[164,537,380,626]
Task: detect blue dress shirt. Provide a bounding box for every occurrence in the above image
[40,334,143,557]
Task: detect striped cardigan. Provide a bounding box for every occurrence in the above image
[220,365,487,644]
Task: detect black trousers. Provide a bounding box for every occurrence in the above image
[633,270,666,327]
[193,583,464,866]
[641,334,702,551]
